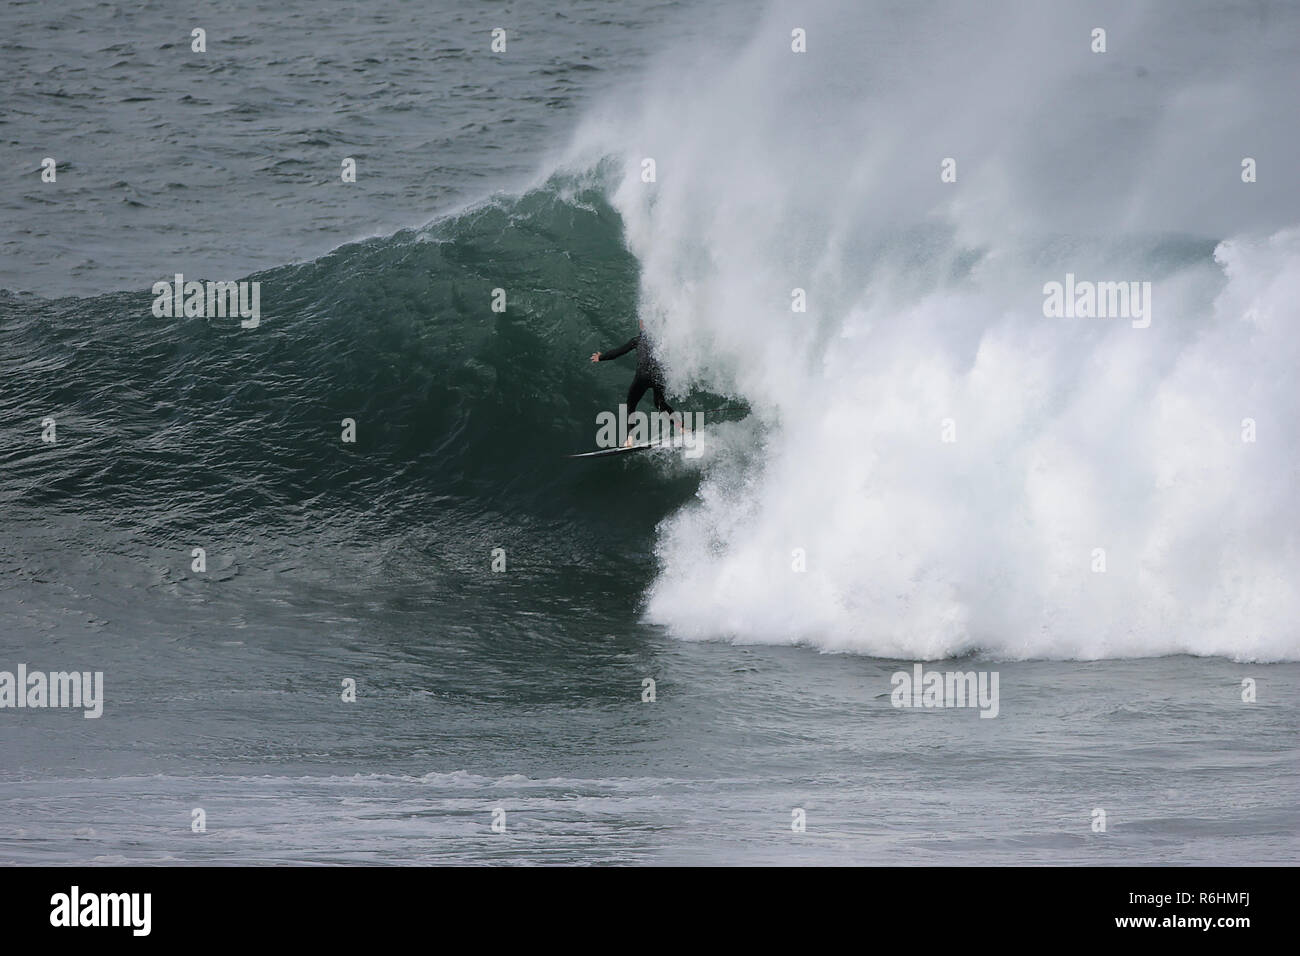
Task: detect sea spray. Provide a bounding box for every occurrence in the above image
[554,0,1300,661]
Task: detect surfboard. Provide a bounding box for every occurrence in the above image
[566,404,740,459]
[566,438,678,459]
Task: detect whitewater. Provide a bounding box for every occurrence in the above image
[542,0,1300,662]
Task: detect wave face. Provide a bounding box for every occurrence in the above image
[0,182,702,548]
[549,0,1300,660]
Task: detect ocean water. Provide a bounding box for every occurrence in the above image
[1,0,1298,865]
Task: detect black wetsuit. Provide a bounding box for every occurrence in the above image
[598,333,675,416]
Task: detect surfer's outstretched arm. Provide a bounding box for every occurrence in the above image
[591,335,639,363]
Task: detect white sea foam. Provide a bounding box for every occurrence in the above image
[558,0,1300,660]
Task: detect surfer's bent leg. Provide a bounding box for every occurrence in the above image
[622,374,654,447]
[651,381,675,416]
[625,373,651,415]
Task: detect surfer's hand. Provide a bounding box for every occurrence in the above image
[590,352,601,362]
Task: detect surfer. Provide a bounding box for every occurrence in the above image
[590,320,682,446]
